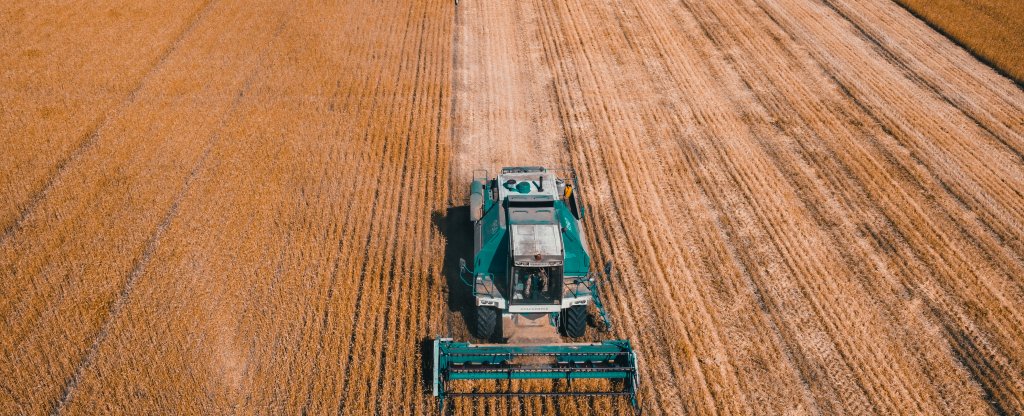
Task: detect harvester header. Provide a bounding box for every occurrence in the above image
[432,167,640,412]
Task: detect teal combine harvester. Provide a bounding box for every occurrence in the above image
[432,167,640,412]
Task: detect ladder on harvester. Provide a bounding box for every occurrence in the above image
[590,261,615,332]
[566,260,615,332]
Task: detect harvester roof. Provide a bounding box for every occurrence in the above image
[496,168,560,202]
[497,168,566,266]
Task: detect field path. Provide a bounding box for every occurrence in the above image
[450,0,567,189]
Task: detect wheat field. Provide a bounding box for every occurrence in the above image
[893,0,1023,83]
[2,0,1023,414]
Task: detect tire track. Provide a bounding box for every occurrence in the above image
[0,0,219,245]
[46,12,291,411]
[49,72,252,415]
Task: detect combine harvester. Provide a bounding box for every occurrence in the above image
[432,167,640,412]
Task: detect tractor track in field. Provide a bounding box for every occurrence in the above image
[0,0,219,245]
[48,28,280,411]
[50,132,206,416]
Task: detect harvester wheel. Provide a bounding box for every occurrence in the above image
[475,306,497,340]
[562,305,587,338]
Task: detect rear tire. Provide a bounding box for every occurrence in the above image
[562,305,588,338]
[475,306,497,340]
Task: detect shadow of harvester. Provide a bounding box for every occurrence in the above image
[431,206,475,335]
[421,206,474,397]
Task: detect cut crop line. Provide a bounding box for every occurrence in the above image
[300,44,393,414]
[0,0,220,245]
[888,1,1023,89]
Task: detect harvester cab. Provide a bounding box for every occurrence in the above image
[433,167,640,412]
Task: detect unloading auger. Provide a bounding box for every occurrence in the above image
[432,167,640,412]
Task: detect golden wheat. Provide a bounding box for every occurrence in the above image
[894,0,1024,83]
[2,0,1023,414]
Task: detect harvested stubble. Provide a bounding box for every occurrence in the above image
[449,0,1024,414]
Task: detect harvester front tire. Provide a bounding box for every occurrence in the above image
[475,306,497,340]
[563,305,587,338]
